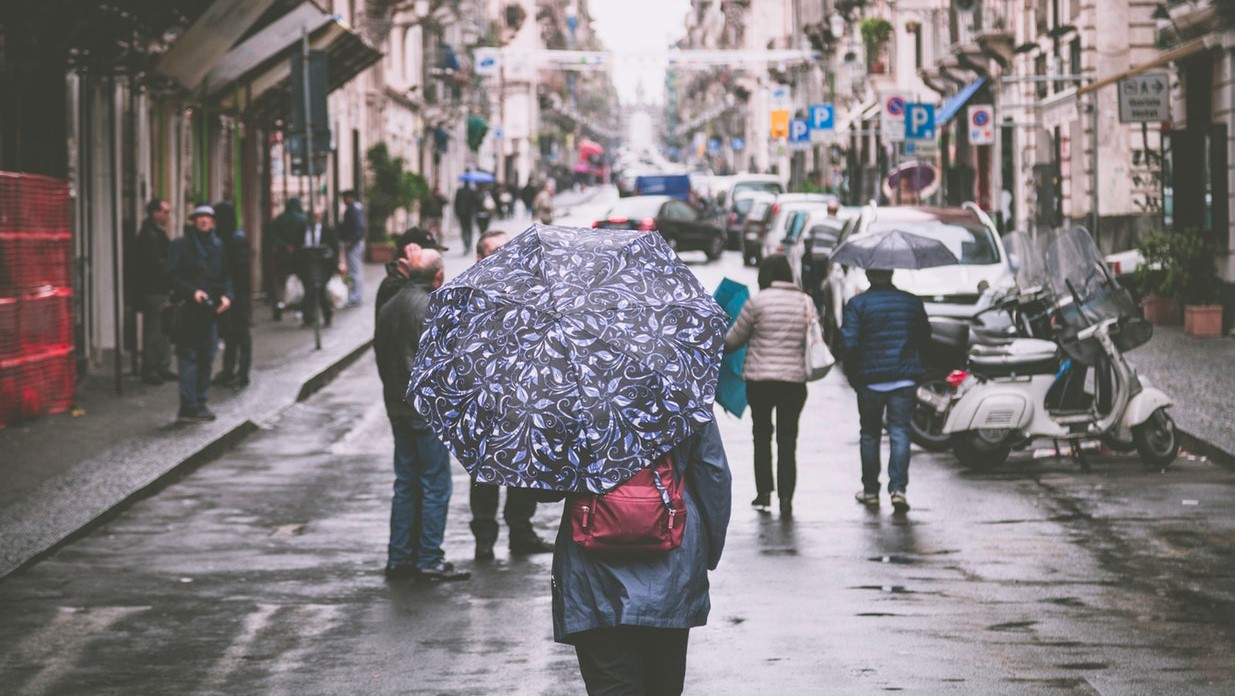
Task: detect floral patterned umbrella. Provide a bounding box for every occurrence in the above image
[408,224,727,494]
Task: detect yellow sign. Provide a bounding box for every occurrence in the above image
[770,110,790,139]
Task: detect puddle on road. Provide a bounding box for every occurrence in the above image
[1042,597,1087,608]
[850,585,922,595]
[759,547,797,556]
[986,620,1038,632]
[1057,662,1109,670]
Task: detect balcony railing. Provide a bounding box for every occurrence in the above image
[951,0,1013,49]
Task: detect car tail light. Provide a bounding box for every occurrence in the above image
[637,217,657,231]
[607,216,629,227]
[728,212,738,225]
[771,203,780,217]
[591,220,601,228]
[774,245,785,254]
[946,370,969,388]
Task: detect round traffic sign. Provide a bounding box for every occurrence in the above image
[972,109,990,126]
[886,96,905,116]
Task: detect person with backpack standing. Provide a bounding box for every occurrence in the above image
[339,190,366,307]
[723,254,814,517]
[545,420,731,695]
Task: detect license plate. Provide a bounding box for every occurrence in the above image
[916,386,950,413]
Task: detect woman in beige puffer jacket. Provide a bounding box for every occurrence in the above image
[724,254,816,517]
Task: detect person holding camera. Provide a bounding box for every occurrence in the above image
[165,204,233,423]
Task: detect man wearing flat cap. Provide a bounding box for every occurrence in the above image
[165,204,233,423]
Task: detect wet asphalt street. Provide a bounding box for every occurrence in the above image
[2,192,1235,694]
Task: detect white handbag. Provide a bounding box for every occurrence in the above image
[802,295,835,382]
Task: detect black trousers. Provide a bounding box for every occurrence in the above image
[469,483,538,546]
[219,308,251,380]
[574,626,690,696]
[746,380,807,501]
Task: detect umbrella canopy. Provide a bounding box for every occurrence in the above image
[830,228,959,270]
[408,224,729,494]
[881,160,940,201]
[459,170,496,184]
[712,278,749,418]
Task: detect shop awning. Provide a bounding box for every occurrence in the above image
[1077,37,1209,96]
[155,0,282,90]
[937,77,987,125]
[203,3,334,96]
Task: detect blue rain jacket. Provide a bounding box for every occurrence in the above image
[551,418,732,644]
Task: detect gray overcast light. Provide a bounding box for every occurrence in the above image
[588,0,690,105]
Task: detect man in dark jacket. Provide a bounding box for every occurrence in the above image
[466,229,555,561]
[453,184,479,255]
[212,201,252,388]
[339,190,366,306]
[840,268,930,513]
[296,209,340,328]
[165,204,233,423]
[132,198,175,385]
[374,244,469,582]
[269,197,307,320]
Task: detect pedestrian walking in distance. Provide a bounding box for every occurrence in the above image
[467,229,555,561]
[841,268,930,513]
[295,209,340,328]
[132,198,176,385]
[453,182,480,255]
[723,254,814,517]
[533,179,556,225]
[211,201,252,388]
[374,244,470,582]
[269,197,306,321]
[339,190,366,307]
[165,204,232,423]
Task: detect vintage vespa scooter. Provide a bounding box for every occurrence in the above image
[918,227,1179,469]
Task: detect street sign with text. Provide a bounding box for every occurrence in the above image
[968,104,994,145]
[1118,73,1170,123]
[905,103,936,140]
[474,48,500,76]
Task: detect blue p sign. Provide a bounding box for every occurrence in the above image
[905,103,936,140]
[809,104,835,131]
[789,118,810,143]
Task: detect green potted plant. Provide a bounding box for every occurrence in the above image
[860,18,892,74]
[365,142,428,263]
[1136,229,1223,336]
[1135,231,1182,325]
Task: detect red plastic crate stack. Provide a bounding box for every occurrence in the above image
[0,172,75,427]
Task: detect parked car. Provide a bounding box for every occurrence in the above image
[822,203,1015,345]
[741,193,837,267]
[783,207,860,304]
[717,174,785,250]
[592,195,727,261]
[758,195,838,262]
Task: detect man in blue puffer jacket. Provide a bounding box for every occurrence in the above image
[841,268,930,513]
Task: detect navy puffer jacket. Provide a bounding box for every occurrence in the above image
[840,285,930,387]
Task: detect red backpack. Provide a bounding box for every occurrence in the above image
[569,455,686,557]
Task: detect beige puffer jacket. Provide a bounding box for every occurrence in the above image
[724,281,815,383]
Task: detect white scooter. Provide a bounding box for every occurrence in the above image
[918,228,1179,469]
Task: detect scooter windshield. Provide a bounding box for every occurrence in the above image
[1002,231,1049,293]
[1044,227,1150,362]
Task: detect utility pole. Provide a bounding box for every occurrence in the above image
[300,28,321,351]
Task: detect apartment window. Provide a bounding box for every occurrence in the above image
[1069,38,1081,77]
[1035,55,1048,99]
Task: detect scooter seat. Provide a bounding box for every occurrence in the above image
[969,338,1060,377]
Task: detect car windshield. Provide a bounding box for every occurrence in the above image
[734,198,757,214]
[733,182,781,198]
[605,197,665,219]
[866,221,1001,265]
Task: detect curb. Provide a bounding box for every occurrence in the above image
[1180,428,1235,470]
[1,341,375,581]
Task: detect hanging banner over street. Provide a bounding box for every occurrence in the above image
[770,110,790,139]
[880,91,908,143]
[1118,73,1170,123]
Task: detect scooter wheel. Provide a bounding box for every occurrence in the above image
[953,430,1012,470]
[910,381,953,452]
[1133,408,1179,469]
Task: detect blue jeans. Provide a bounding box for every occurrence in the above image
[176,321,217,416]
[388,417,453,570]
[856,386,914,494]
[345,240,364,305]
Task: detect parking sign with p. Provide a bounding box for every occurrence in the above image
[905,103,936,140]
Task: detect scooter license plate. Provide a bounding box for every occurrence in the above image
[916,386,950,414]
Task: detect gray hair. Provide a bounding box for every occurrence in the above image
[408,248,444,283]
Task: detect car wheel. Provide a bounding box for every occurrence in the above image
[705,234,725,261]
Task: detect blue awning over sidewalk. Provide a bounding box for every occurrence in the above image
[937,78,987,125]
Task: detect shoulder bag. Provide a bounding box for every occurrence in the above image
[802,294,835,381]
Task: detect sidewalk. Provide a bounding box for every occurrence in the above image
[1132,325,1235,462]
[0,263,389,579]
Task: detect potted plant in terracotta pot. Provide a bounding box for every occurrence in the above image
[1137,229,1223,336]
[1135,231,1182,325]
